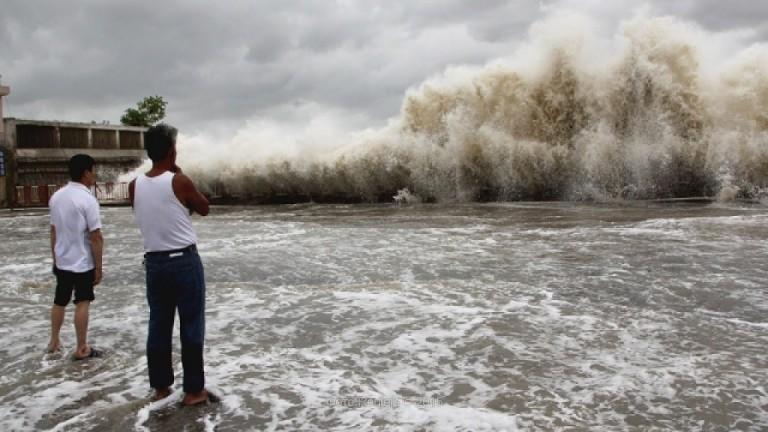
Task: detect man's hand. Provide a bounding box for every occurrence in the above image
[94,268,103,286]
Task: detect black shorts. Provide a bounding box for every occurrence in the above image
[53,267,95,306]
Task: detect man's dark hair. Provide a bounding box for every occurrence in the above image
[68,154,95,181]
[144,123,178,162]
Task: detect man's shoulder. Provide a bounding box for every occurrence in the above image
[48,189,60,209]
[48,184,70,205]
[86,193,100,207]
[52,183,70,195]
[83,190,100,209]
[173,172,199,190]
[49,187,63,201]
[66,185,100,209]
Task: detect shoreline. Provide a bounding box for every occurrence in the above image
[4,196,760,211]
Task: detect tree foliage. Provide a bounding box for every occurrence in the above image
[120,95,167,127]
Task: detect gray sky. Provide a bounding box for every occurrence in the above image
[1,0,766,135]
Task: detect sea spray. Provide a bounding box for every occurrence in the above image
[125,14,768,203]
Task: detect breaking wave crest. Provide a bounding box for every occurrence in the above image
[183,14,768,203]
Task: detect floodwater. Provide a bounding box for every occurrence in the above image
[0,203,766,431]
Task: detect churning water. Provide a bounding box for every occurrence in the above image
[0,203,767,431]
[166,14,768,204]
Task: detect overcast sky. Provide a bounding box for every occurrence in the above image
[1,0,766,136]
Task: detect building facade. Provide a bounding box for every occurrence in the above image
[0,83,9,207]
[0,84,147,207]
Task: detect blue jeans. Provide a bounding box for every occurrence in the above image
[145,247,206,393]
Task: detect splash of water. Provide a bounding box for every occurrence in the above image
[140,14,768,203]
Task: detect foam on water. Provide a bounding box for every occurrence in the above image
[0,204,767,430]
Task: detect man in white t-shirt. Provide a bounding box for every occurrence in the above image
[48,154,104,360]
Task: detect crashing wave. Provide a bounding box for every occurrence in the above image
[174,14,768,203]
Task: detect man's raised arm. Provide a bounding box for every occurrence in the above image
[173,173,209,216]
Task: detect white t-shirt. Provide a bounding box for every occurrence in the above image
[49,182,102,272]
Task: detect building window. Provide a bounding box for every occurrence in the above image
[0,152,5,177]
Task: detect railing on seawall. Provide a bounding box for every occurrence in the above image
[15,182,131,207]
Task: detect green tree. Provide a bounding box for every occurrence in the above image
[120,95,167,127]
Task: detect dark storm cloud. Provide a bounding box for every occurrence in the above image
[0,1,764,133]
[658,0,768,45]
[659,0,768,31]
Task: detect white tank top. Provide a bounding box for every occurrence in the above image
[134,172,198,252]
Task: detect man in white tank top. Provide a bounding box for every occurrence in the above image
[129,124,210,405]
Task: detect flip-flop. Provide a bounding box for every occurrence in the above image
[74,348,102,361]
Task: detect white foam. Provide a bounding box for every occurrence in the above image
[1,204,767,430]
[134,392,183,431]
[722,318,768,329]
[398,404,518,431]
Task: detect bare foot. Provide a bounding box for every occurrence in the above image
[73,346,92,360]
[153,387,173,401]
[47,340,61,353]
[182,389,209,406]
